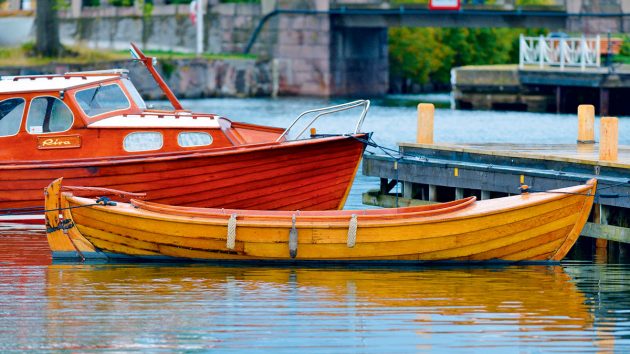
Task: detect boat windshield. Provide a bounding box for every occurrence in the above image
[75,83,130,117]
[121,78,147,109]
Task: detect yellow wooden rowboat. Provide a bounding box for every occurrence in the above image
[44,178,596,263]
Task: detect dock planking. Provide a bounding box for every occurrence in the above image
[363,104,630,250]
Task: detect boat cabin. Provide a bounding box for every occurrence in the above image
[0,69,284,162]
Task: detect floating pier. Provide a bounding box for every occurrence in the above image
[362,103,630,259]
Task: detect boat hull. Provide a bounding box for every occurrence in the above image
[45,179,597,264]
[1,135,366,214]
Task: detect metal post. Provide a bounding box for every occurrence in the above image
[539,35,545,68]
[196,0,204,56]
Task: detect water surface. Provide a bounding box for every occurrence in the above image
[2,98,630,352]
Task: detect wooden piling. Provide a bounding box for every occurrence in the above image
[428,185,437,202]
[417,103,434,144]
[599,117,618,161]
[577,104,595,144]
[455,188,464,200]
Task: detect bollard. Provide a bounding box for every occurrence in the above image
[577,104,595,144]
[417,103,434,144]
[599,117,618,161]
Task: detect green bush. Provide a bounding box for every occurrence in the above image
[82,0,100,6]
[109,0,134,7]
[389,27,546,86]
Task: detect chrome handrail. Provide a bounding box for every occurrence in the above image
[276,99,370,142]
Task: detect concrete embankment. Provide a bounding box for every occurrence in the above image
[0,58,273,99]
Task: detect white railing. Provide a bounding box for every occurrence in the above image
[519,34,601,70]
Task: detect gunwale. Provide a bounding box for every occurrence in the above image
[64,180,595,228]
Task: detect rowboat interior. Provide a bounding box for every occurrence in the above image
[44,178,597,264]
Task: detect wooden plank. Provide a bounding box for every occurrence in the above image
[581,222,630,244]
[398,142,630,168]
[363,154,630,208]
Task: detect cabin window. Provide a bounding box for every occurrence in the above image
[178,132,213,147]
[26,97,73,134]
[0,98,25,137]
[123,132,163,152]
[75,83,130,117]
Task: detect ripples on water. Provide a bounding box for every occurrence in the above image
[2,231,630,353]
[2,99,630,352]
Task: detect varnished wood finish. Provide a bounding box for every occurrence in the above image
[599,117,618,162]
[2,135,366,211]
[45,179,597,263]
[0,68,368,213]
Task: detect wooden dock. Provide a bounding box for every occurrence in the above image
[362,104,630,258]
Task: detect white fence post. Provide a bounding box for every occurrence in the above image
[539,35,545,68]
[519,34,525,69]
[520,34,601,69]
[560,37,565,70]
[580,35,586,71]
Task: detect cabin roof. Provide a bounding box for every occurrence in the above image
[88,114,221,128]
[0,74,121,94]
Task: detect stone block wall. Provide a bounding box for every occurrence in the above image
[274,13,333,96]
[566,0,629,33]
[0,58,272,99]
[55,0,390,97]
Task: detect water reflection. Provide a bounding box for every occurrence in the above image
[28,265,595,352]
[2,232,630,351]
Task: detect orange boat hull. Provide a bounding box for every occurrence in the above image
[1,135,366,211]
[44,178,596,263]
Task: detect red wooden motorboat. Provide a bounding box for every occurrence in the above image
[0,44,370,222]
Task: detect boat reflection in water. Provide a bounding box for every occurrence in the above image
[39,264,601,352]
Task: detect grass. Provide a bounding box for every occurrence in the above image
[0,44,257,67]
[123,49,257,61]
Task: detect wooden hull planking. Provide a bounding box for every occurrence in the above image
[2,135,366,211]
[45,179,597,263]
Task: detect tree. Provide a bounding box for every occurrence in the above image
[35,0,62,57]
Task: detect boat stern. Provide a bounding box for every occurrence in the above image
[44,178,107,262]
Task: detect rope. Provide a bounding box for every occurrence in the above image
[226,213,237,250]
[347,214,357,248]
[1,195,122,217]
[45,218,75,233]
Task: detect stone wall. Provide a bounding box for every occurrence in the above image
[59,4,267,55]
[0,58,272,99]
[55,0,389,97]
[566,0,629,33]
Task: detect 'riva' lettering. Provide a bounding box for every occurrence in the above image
[41,138,72,147]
